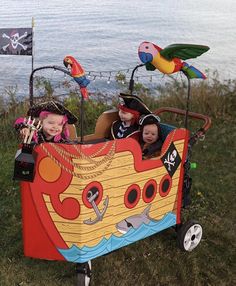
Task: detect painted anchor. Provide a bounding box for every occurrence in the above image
[83,191,109,225]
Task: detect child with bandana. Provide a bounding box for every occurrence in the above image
[110,93,151,140]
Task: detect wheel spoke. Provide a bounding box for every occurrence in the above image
[194,227,202,237]
[184,238,192,250]
[189,225,195,236]
[185,230,192,241]
[194,236,201,245]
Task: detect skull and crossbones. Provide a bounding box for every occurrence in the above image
[2,31,28,51]
[164,150,177,171]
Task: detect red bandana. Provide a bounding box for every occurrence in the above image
[118,104,140,124]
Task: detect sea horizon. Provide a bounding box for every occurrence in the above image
[0,0,235,98]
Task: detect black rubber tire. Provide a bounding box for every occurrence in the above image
[76,261,91,286]
[77,273,87,286]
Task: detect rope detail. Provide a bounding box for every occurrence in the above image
[40,141,116,180]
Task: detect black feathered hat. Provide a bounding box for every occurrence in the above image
[119,93,151,115]
[27,101,78,124]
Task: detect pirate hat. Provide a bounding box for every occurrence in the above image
[119,93,151,115]
[27,101,78,124]
[139,113,161,127]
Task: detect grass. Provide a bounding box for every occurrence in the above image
[0,77,236,285]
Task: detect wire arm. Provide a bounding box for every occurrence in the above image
[128,63,145,94]
[29,65,71,106]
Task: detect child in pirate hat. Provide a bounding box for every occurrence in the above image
[139,113,162,159]
[15,101,78,144]
[110,93,151,140]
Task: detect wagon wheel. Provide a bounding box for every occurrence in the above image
[76,260,92,286]
[177,220,203,251]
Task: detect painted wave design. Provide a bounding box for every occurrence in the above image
[58,212,176,263]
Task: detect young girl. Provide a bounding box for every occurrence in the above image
[139,113,162,159]
[110,93,151,140]
[15,101,78,144]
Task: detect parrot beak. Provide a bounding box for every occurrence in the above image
[63,59,69,68]
[63,56,73,68]
[138,52,153,63]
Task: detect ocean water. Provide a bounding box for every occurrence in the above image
[58,212,176,263]
[0,0,235,98]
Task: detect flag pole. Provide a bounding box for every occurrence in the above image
[31,17,34,74]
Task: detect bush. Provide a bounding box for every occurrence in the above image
[0,71,235,147]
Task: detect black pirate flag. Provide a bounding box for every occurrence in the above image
[0,28,32,55]
[161,142,181,177]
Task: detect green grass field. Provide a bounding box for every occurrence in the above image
[0,78,235,286]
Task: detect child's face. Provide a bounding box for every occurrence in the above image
[42,114,64,139]
[119,109,134,123]
[143,124,158,144]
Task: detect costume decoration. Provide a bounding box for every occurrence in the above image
[111,121,139,139]
[118,104,140,123]
[139,113,161,126]
[110,94,151,140]
[27,100,78,124]
[119,93,151,115]
[63,55,90,99]
[138,41,210,79]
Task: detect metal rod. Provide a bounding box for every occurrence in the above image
[31,17,34,75]
[80,94,84,144]
[29,65,70,106]
[129,63,145,94]
[184,76,191,129]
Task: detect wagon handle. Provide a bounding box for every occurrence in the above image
[29,65,71,106]
[154,107,212,134]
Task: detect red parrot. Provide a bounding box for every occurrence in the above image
[138,41,210,79]
[63,55,90,99]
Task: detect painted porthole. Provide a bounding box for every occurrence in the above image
[159,175,172,197]
[142,179,157,203]
[82,181,103,208]
[124,184,141,208]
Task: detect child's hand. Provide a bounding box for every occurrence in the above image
[19,127,30,140]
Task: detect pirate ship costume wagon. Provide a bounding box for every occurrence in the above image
[14,46,211,286]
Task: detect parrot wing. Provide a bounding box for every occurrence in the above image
[160,44,210,61]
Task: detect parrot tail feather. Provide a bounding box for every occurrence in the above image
[182,62,206,79]
[80,87,89,100]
